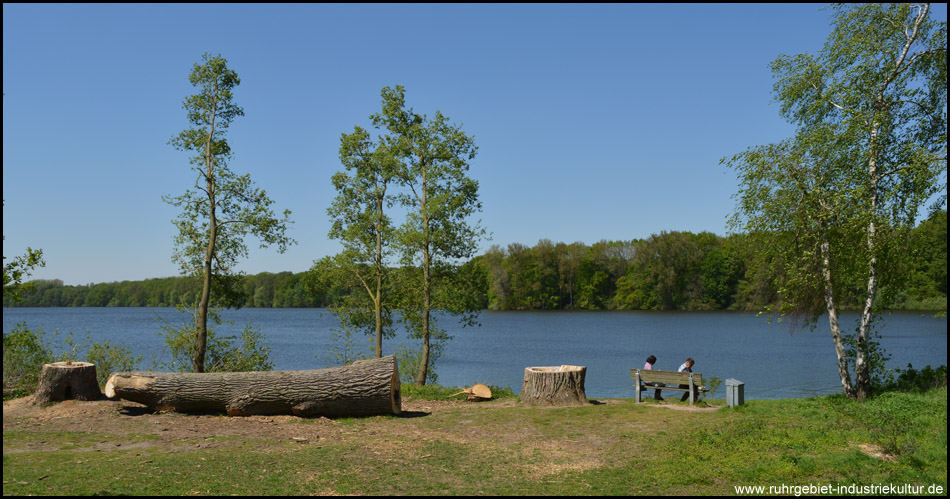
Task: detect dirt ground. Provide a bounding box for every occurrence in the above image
[3,395,484,455]
[3,394,718,455]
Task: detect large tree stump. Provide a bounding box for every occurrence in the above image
[33,361,102,404]
[520,365,589,406]
[104,356,401,417]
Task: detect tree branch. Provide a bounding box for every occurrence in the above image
[882,3,929,93]
[810,81,859,118]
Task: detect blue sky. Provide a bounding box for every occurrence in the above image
[4,4,947,286]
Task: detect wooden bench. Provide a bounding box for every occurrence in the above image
[632,369,708,405]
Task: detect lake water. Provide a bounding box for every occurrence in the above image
[3,307,946,400]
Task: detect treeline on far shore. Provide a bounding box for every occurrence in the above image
[5,212,946,312]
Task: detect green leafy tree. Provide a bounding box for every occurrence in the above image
[701,244,740,309]
[310,253,395,359]
[904,209,947,308]
[373,85,486,385]
[2,243,44,302]
[320,124,399,358]
[724,4,946,400]
[164,53,294,372]
[3,323,53,396]
[504,242,540,309]
[615,232,706,310]
[3,202,45,302]
[159,306,273,373]
[556,241,586,309]
[2,202,50,396]
[480,245,511,310]
[574,247,611,310]
[531,239,562,310]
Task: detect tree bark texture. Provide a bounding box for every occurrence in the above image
[104,356,401,417]
[520,365,589,406]
[33,361,102,405]
[196,87,219,374]
[821,238,856,398]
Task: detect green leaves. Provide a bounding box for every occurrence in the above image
[165,53,294,372]
[166,54,295,294]
[322,85,486,383]
[727,4,947,311]
[724,4,947,399]
[168,53,244,175]
[3,200,46,303]
[159,308,274,373]
[322,114,402,359]
[2,242,44,303]
[2,323,53,395]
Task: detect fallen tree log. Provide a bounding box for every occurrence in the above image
[33,361,102,404]
[104,356,400,417]
[520,365,589,406]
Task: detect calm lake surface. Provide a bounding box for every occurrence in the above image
[3,308,946,400]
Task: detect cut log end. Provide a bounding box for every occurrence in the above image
[104,372,155,400]
[104,373,117,399]
[470,383,492,399]
[451,383,493,401]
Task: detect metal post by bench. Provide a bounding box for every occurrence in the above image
[688,372,696,405]
[726,378,744,407]
[634,370,642,403]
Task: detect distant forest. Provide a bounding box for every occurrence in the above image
[5,211,946,311]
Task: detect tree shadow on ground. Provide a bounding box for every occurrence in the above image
[397,410,430,418]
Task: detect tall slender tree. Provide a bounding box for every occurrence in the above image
[373,85,485,385]
[320,125,399,358]
[724,4,946,400]
[165,53,294,372]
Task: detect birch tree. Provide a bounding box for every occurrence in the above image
[724,4,946,400]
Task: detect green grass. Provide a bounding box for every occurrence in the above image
[3,388,946,495]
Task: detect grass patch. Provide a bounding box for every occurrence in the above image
[401,383,517,401]
[3,388,946,495]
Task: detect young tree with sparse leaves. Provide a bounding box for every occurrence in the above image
[165,53,294,373]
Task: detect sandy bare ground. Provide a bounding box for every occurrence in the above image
[3,395,718,459]
[3,396,468,454]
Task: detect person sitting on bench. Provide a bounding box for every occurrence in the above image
[643,355,663,401]
[677,357,697,402]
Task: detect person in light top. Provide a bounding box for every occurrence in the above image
[677,357,696,402]
[643,355,663,401]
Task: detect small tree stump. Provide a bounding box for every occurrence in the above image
[33,361,102,404]
[520,365,589,406]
